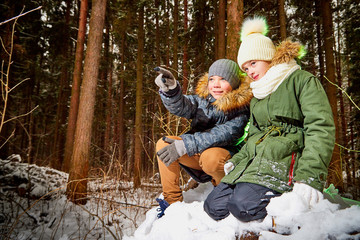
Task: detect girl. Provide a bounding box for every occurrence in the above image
[204,17,335,222]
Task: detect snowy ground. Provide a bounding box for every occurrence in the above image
[1,154,360,240]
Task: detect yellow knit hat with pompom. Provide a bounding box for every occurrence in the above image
[237,16,276,71]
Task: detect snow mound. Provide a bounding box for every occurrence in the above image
[0,154,68,198]
[127,182,360,240]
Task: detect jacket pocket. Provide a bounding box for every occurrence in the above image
[256,136,300,185]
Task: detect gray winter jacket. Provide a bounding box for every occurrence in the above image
[159,74,253,156]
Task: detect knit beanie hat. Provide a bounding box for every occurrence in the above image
[237,16,276,71]
[208,59,241,90]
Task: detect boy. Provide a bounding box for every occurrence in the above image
[154,59,252,217]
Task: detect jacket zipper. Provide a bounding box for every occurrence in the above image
[288,152,296,186]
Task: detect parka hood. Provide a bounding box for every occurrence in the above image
[270,40,303,67]
[195,73,253,113]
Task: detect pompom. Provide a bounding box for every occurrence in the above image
[240,16,269,42]
[298,45,307,59]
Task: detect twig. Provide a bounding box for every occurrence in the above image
[106,145,116,176]
[0,36,10,56]
[0,6,42,26]
[335,143,360,153]
[3,105,39,125]
[324,76,360,112]
[0,128,15,149]
[7,186,67,239]
[78,204,119,240]
[91,197,151,209]
[0,8,17,135]
[4,195,38,225]
[9,78,30,93]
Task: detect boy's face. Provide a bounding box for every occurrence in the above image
[242,60,270,81]
[208,75,233,99]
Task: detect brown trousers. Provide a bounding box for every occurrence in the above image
[156,136,231,204]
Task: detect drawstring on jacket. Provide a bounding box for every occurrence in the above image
[255,125,282,145]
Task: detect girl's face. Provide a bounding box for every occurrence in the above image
[242,60,271,81]
[208,75,233,99]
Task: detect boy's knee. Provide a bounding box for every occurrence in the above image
[200,148,230,174]
[156,138,165,152]
[201,160,220,174]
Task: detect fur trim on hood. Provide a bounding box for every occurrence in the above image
[195,73,253,113]
[270,40,302,67]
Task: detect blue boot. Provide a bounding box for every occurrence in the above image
[156,198,170,218]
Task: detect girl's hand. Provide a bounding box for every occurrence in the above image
[224,162,234,175]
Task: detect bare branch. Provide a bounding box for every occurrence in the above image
[335,143,360,153]
[324,76,360,112]
[3,105,39,125]
[0,6,42,26]
[0,129,15,149]
[8,78,30,93]
[0,37,10,56]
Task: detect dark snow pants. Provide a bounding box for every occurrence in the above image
[204,182,281,222]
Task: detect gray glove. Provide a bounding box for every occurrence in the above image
[154,67,177,92]
[157,137,187,167]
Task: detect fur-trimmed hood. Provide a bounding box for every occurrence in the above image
[195,73,253,113]
[270,40,303,67]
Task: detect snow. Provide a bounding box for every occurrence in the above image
[1,154,360,240]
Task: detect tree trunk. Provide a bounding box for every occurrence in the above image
[173,0,179,79]
[321,0,342,190]
[345,55,356,190]
[165,0,171,128]
[155,0,161,66]
[117,30,126,169]
[63,0,88,173]
[315,1,325,83]
[67,0,107,204]
[335,3,349,186]
[218,0,226,59]
[51,0,71,170]
[278,0,286,40]
[182,0,189,94]
[104,22,113,157]
[134,3,145,189]
[214,0,219,60]
[179,0,189,133]
[226,0,243,62]
[193,0,207,77]
[25,70,36,164]
[165,0,170,67]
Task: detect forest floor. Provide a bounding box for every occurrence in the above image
[1,154,360,240]
[0,154,160,239]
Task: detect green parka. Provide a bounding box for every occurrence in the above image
[221,41,336,193]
